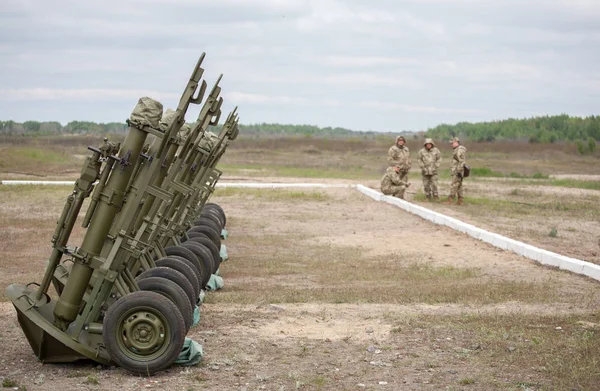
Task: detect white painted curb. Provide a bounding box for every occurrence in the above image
[2,180,598,283]
[355,184,600,282]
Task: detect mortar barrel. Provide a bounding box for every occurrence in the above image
[52,98,158,330]
[82,158,115,228]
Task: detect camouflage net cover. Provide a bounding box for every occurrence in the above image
[159,108,176,132]
[160,108,191,138]
[129,97,163,129]
[199,131,218,151]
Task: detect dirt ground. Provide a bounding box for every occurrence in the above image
[1,182,599,391]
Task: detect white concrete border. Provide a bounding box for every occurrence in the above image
[2,180,598,282]
[356,184,600,282]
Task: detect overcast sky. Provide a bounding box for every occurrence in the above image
[1,0,599,132]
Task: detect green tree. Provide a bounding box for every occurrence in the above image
[588,137,597,154]
[23,120,41,132]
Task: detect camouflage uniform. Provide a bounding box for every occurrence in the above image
[380,167,410,199]
[387,136,411,183]
[448,137,467,204]
[417,138,441,199]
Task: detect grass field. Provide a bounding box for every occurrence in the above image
[2,136,599,180]
[1,135,599,390]
[1,185,599,390]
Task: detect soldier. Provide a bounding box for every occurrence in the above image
[446,137,467,205]
[388,136,411,183]
[381,165,410,199]
[417,138,441,200]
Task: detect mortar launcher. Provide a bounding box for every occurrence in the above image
[51,72,235,316]
[5,55,232,374]
[112,76,234,287]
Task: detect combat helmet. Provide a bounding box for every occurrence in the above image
[424,138,435,147]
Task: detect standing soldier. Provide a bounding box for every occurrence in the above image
[388,136,411,184]
[381,165,410,199]
[417,138,441,200]
[446,137,467,205]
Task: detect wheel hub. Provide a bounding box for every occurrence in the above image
[121,311,166,354]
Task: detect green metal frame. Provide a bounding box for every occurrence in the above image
[5,54,240,370]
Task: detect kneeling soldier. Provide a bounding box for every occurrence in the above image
[381,165,410,199]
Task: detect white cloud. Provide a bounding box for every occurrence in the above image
[324,55,421,68]
[225,92,307,105]
[0,88,179,102]
[359,101,487,115]
[225,92,343,108]
[0,0,599,131]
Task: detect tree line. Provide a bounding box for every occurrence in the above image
[426,114,600,144]
[0,120,129,135]
[0,120,391,139]
[2,115,599,147]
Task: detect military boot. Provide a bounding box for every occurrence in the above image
[445,196,454,204]
[426,194,431,201]
[433,195,439,201]
[457,197,464,206]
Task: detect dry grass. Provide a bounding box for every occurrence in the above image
[0,185,84,301]
[1,181,599,389]
[0,146,82,177]
[209,233,560,306]
[4,136,598,180]
[1,136,600,389]
[209,188,600,389]
[384,312,600,391]
[214,187,333,201]
[414,177,600,265]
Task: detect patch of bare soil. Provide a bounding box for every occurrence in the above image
[1,184,599,390]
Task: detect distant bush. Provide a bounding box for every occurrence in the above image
[576,140,586,155]
[575,138,597,155]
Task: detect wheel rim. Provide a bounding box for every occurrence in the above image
[116,307,171,361]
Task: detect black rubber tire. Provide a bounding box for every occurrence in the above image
[155,256,200,300]
[137,277,193,332]
[199,208,224,229]
[164,246,204,289]
[103,291,185,375]
[187,225,221,249]
[179,242,213,288]
[187,236,220,274]
[205,203,226,226]
[192,217,221,236]
[186,231,211,242]
[136,267,196,310]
